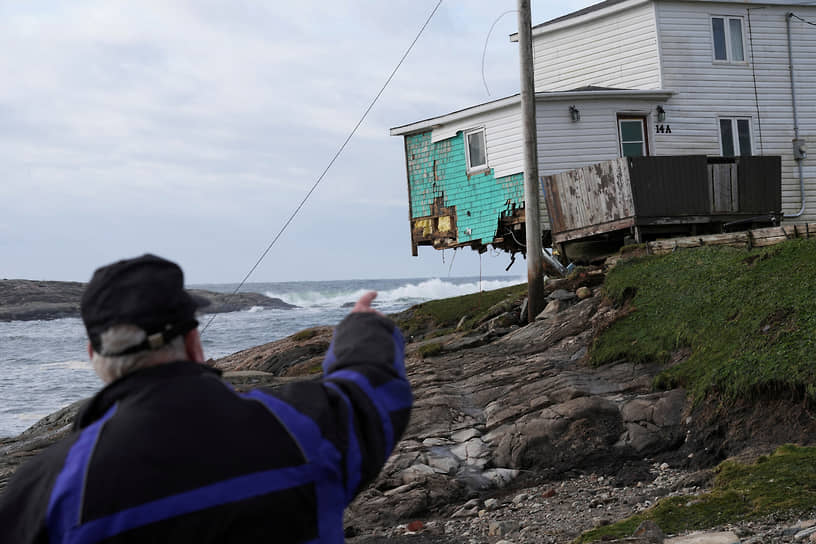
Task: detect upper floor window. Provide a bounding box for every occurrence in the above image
[712,17,745,62]
[465,128,488,173]
[719,117,752,156]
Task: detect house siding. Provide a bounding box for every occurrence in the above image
[532,1,662,91]
[431,103,524,179]
[656,1,816,221]
[405,131,525,247]
[535,96,664,224]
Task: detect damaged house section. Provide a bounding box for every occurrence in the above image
[392,0,815,262]
[402,129,529,257]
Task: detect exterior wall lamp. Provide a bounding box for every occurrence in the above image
[656,105,666,122]
[569,105,580,122]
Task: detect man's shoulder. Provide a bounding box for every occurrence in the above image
[0,429,79,530]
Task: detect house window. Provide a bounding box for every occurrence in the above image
[719,118,752,156]
[618,117,649,157]
[465,128,488,172]
[711,17,745,62]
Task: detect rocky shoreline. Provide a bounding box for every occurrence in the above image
[0,279,296,321]
[3,270,816,543]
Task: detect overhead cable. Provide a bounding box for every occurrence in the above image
[201,0,444,335]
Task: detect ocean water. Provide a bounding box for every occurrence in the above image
[0,275,523,438]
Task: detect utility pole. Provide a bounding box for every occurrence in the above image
[517,0,545,321]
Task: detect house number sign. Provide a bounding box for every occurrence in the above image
[655,124,672,134]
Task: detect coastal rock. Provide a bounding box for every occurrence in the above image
[547,288,577,302]
[188,289,297,313]
[664,532,740,544]
[0,279,295,322]
[633,519,665,542]
[9,264,816,544]
[535,299,562,320]
[213,327,333,376]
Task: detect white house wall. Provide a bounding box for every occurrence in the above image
[535,97,661,224]
[531,1,662,91]
[430,103,523,180]
[655,1,816,221]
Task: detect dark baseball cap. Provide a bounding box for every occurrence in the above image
[81,254,210,356]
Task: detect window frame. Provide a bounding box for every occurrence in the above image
[617,115,650,158]
[718,116,753,157]
[711,16,746,63]
[464,127,489,173]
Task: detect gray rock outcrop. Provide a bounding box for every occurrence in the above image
[0,279,295,322]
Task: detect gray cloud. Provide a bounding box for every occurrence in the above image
[1,0,596,282]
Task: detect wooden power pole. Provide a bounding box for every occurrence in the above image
[517,0,546,321]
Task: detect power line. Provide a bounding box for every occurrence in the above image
[481,10,518,96]
[201,0,444,335]
[790,12,816,25]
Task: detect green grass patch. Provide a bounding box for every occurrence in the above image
[394,283,527,339]
[590,239,816,403]
[576,444,816,542]
[291,329,318,341]
[416,342,444,358]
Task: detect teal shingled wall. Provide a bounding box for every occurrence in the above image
[405,130,525,246]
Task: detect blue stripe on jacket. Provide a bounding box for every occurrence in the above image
[47,404,118,544]
[246,390,346,543]
[65,465,318,544]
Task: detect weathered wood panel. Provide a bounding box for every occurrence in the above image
[547,155,781,244]
[646,224,816,255]
[544,158,635,241]
[708,162,738,213]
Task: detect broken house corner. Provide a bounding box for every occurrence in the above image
[404,130,530,257]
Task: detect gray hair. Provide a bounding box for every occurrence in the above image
[91,324,187,383]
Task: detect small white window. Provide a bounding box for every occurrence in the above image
[464,128,488,173]
[719,117,752,156]
[618,117,649,157]
[711,17,745,62]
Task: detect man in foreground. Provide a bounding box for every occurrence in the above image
[0,254,413,543]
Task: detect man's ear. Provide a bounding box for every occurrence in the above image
[87,342,94,360]
[184,329,205,363]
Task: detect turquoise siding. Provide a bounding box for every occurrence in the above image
[405,131,525,246]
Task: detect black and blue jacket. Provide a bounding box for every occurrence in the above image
[0,312,412,543]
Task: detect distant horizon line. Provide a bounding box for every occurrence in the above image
[2,272,525,286]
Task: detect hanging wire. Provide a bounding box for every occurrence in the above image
[447,248,457,276]
[201,0,445,335]
[790,12,816,25]
[481,10,518,96]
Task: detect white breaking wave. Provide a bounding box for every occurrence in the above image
[265,277,525,309]
[381,278,524,302]
[247,306,265,313]
[40,360,92,370]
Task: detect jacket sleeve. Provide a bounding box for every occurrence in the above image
[256,312,412,502]
[0,438,75,544]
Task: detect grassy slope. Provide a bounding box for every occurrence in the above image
[579,239,816,542]
[591,239,816,403]
[577,444,816,542]
[393,283,528,339]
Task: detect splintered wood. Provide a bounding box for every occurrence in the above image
[646,224,816,255]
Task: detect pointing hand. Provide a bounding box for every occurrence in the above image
[352,291,384,316]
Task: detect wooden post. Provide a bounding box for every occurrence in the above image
[518,0,545,321]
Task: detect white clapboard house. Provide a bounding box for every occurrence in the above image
[390,0,815,256]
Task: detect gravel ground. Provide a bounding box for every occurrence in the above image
[350,461,816,544]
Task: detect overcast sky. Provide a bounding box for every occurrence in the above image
[0,0,596,283]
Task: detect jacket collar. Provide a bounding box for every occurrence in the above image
[74,361,222,430]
